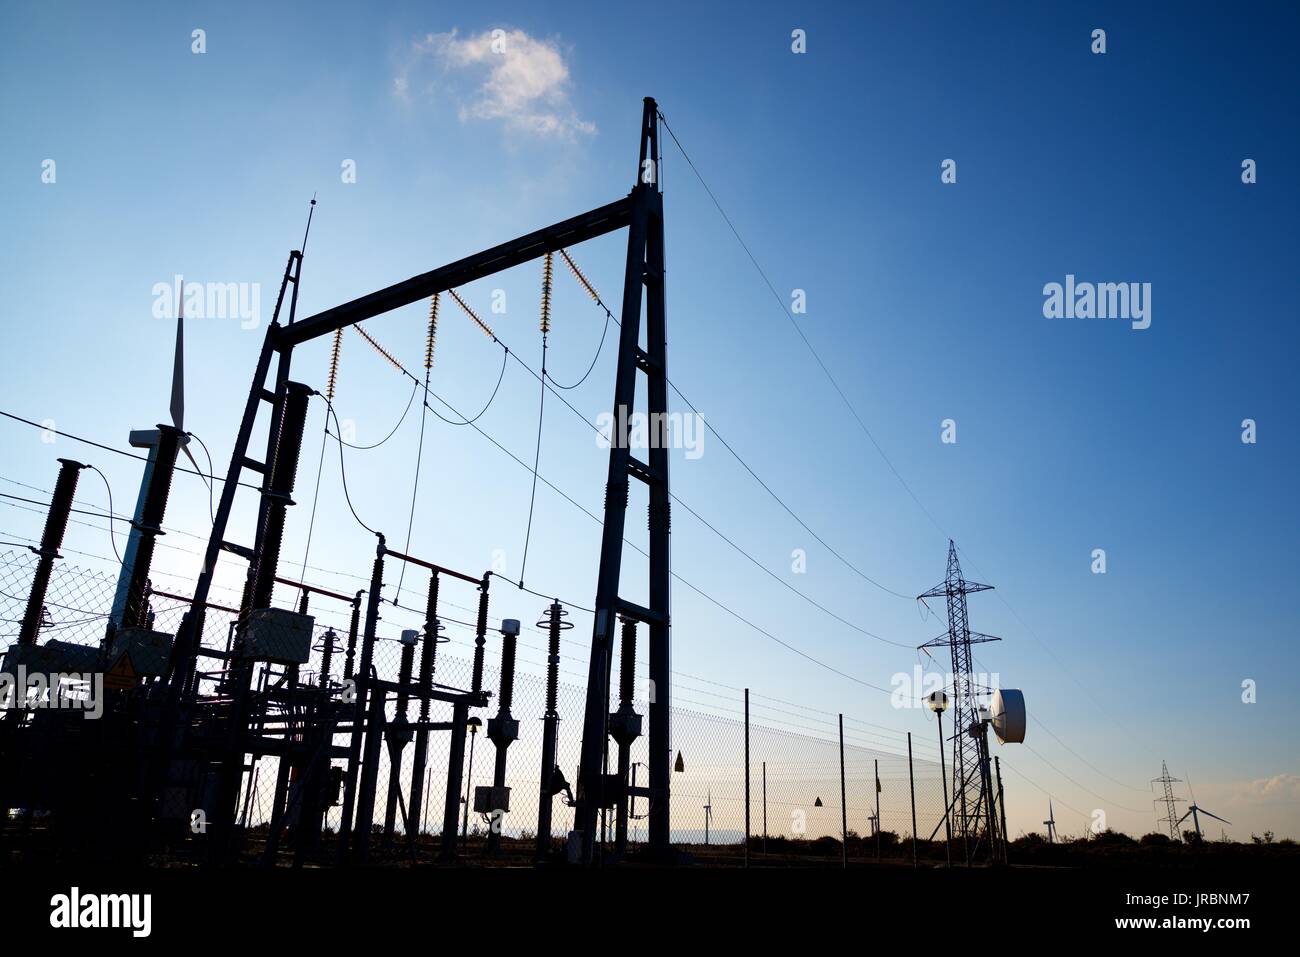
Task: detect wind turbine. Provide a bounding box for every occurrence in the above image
[168,292,202,474]
[703,790,713,846]
[108,287,199,626]
[1043,800,1057,844]
[1178,778,1230,841]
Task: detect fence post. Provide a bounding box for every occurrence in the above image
[744,688,750,869]
[907,732,918,868]
[838,713,847,869]
[874,758,881,862]
[762,760,768,856]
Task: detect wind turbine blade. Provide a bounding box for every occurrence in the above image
[179,439,202,475]
[170,311,185,432]
[1176,810,1192,825]
[1199,809,1231,825]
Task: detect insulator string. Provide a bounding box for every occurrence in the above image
[448,288,496,340]
[540,251,553,335]
[354,323,403,371]
[518,255,551,588]
[425,293,439,371]
[326,328,343,402]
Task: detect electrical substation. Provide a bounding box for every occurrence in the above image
[0,99,675,868]
[0,98,1034,870]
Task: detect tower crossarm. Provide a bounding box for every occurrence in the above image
[918,631,1001,651]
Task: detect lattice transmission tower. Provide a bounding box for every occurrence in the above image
[1152,760,1184,840]
[918,540,1001,861]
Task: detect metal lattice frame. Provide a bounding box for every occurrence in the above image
[918,540,999,861]
[1153,760,1183,840]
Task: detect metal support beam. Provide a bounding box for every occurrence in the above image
[406,573,440,845]
[574,97,670,865]
[276,199,633,349]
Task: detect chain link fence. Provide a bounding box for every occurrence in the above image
[2,549,956,864]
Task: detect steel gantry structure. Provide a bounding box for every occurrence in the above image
[159,97,672,865]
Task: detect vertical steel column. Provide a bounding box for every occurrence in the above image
[908,732,918,867]
[351,685,386,863]
[382,638,415,845]
[744,689,750,869]
[839,713,847,869]
[875,758,881,861]
[337,537,384,864]
[611,616,639,854]
[762,760,768,856]
[118,425,183,631]
[642,101,671,858]
[406,573,439,843]
[440,700,469,860]
[18,458,85,645]
[575,97,670,864]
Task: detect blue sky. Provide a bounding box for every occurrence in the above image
[1,1,1297,840]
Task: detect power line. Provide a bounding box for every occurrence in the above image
[554,249,915,602]
[322,321,915,692]
[496,330,916,649]
[656,111,953,545]
[0,410,260,492]
[656,113,1147,806]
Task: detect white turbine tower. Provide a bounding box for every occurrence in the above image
[1043,800,1057,844]
[108,287,199,626]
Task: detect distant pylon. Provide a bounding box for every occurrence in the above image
[1152,760,1184,840]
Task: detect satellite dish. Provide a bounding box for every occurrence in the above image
[990,689,1026,744]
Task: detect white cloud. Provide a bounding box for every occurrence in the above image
[1234,773,1300,803]
[396,28,595,139]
